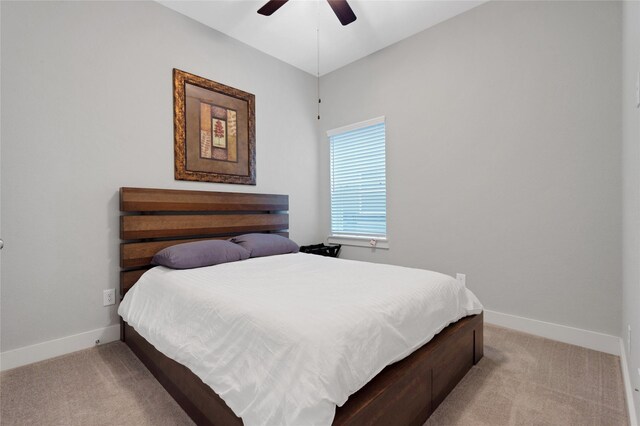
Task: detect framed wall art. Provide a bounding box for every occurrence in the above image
[173,69,256,185]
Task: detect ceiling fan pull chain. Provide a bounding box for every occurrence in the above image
[317,2,321,120]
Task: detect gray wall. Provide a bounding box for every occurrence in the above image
[0,0,628,356]
[622,0,640,414]
[0,1,321,351]
[319,1,622,335]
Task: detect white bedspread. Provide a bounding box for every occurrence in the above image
[118,253,482,426]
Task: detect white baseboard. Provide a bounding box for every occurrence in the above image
[619,338,639,426]
[0,324,120,372]
[484,310,620,355]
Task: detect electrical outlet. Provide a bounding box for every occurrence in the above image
[456,273,466,287]
[103,289,115,306]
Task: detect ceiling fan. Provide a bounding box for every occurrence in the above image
[257,0,357,26]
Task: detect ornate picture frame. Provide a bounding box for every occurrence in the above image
[173,69,256,185]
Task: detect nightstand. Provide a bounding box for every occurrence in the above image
[299,243,341,258]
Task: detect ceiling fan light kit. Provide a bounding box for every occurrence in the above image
[258,0,357,26]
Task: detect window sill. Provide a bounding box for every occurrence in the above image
[327,236,389,250]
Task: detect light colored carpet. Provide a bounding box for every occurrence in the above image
[0,325,628,426]
[0,341,194,426]
[425,325,628,426]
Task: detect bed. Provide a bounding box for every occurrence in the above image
[119,187,484,426]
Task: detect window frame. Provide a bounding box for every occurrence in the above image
[327,116,389,249]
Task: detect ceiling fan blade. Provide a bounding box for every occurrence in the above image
[326,0,357,26]
[257,0,289,16]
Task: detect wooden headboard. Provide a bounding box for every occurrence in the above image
[119,187,289,299]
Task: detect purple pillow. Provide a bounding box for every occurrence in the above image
[151,240,250,269]
[229,234,299,258]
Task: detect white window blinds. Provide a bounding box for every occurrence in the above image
[329,117,387,239]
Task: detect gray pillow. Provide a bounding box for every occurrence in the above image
[151,240,250,269]
[229,233,299,258]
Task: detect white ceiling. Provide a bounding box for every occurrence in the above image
[159,0,486,76]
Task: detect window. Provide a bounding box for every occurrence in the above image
[328,117,387,248]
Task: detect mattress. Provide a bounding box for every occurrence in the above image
[118,253,483,426]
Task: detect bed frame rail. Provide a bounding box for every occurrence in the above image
[123,313,482,426]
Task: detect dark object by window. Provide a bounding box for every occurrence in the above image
[300,243,341,258]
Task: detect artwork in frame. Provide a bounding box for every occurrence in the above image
[173,69,256,185]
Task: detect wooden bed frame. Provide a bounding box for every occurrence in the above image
[119,187,483,426]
